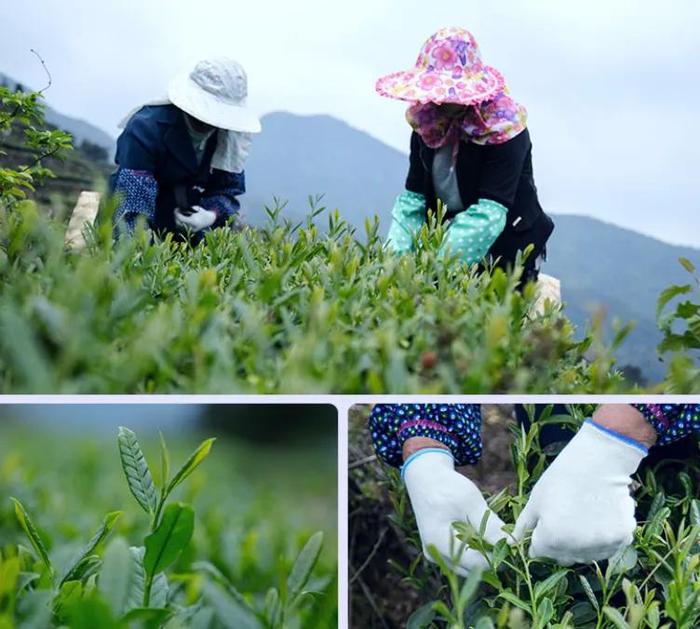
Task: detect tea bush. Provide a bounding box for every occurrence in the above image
[657,258,700,392]
[1,81,690,394]
[0,197,635,393]
[349,405,700,628]
[0,424,337,628]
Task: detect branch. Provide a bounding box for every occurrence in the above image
[17,144,63,174]
[29,49,52,94]
[0,50,52,128]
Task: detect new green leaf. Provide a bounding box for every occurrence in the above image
[10,497,52,574]
[118,427,158,514]
[143,503,194,577]
[164,437,216,498]
[286,531,323,605]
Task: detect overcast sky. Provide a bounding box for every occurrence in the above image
[2,1,699,246]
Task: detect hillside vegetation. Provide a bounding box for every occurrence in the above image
[2,82,699,394]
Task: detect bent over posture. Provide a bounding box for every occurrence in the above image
[375,27,554,282]
[110,57,261,241]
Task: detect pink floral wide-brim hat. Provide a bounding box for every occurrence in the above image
[375,27,505,105]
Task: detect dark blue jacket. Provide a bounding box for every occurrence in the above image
[109,104,244,237]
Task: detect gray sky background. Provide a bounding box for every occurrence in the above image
[2,1,699,246]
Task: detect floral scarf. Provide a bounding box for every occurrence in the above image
[406,88,527,151]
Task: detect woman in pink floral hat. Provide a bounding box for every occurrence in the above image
[376,27,553,282]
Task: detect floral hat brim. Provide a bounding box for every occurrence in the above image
[375,65,505,106]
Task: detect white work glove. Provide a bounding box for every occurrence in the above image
[174,205,216,232]
[513,420,647,565]
[403,449,507,576]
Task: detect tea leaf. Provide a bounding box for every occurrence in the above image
[287,531,323,605]
[164,438,216,498]
[608,546,638,575]
[498,590,531,613]
[10,497,52,574]
[65,596,119,629]
[100,537,136,616]
[406,601,436,629]
[60,511,121,585]
[203,581,264,629]
[690,499,700,526]
[126,546,169,612]
[534,569,569,600]
[656,284,691,320]
[579,575,600,613]
[457,567,482,611]
[536,597,555,626]
[143,503,195,578]
[603,606,630,629]
[121,608,171,625]
[679,257,696,274]
[117,427,158,514]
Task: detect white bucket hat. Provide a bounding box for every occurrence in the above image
[168,57,261,133]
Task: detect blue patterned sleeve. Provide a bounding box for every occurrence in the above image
[200,170,245,228]
[632,404,700,446]
[368,404,483,468]
[112,168,158,235]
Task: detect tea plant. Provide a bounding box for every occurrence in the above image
[0,53,72,208]
[365,406,700,628]
[657,257,700,392]
[0,195,635,394]
[0,427,331,628]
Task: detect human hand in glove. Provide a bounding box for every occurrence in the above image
[403,446,507,576]
[174,205,216,232]
[513,408,655,565]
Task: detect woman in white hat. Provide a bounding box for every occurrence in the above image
[376,27,553,282]
[110,57,261,241]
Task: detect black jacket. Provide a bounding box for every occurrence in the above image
[110,105,244,236]
[405,128,554,269]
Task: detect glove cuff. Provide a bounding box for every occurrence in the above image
[584,419,648,455]
[401,448,453,482]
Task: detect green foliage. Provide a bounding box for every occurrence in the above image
[0,84,72,208]
[0,195,632,393]
[379,406,700,628]
[657,258,700,392]
[0,426,334,628]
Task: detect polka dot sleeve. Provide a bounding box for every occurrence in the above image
[386,190,426,254]
[632,404,700,446]
[368,404,483,468]
[438,198,507,263]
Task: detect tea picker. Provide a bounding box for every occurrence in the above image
[108,57,261,241]
[368,404,700,573]
[375,27,554,285]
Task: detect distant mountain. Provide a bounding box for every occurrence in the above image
[245,112,407,226]
[0,72,115,153]
[246,112,699,382]
[543,215,698,381]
